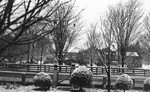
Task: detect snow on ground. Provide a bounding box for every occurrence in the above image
[142,64,150,69]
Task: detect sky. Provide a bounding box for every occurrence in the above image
[75,0,150,25]
[69,0,150,52]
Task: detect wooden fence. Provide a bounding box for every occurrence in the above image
[0,65,107,87]
[1,63,150,76]
[0,64,146,88]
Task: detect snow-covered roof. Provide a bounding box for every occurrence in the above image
[126,52,139,56]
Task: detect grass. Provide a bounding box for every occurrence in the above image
[0,82,144,92]
[0,85,55,92]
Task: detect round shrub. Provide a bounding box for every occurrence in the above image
[33,72,52,89]
[143,77,150,91]
[70,66,93,90]
[115,74,133,91]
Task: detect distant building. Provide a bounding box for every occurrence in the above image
[124,42,143,69]
[65,52,77,60]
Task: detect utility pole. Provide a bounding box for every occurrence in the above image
[107,46,111,92]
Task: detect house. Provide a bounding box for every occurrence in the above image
[76,47,118,66]
[124,42,143,69]
[65,52,77,60]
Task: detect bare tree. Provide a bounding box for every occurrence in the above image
[86,0,143,91]
[140,16,150,48]
[49,1,83,66]
[86,21,114,92]
[107,0,143,69]
[139,15,150,64]
[86,24,98,70]
[0,0,70,59]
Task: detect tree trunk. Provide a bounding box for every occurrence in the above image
[27,44,30,64]
[58,59,62,71]
[107,69,111,92]
[121,54,125,73]
[121,49,126,73]
[79,87,83,92]
[107,47,111,92]
[90,61,93,71]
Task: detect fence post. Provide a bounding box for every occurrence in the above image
[118,67,121,74]
[132,78,135,89]
[44,65,46,72]
[53,64,58,87]
[112,68,115,75]
[132,69,135,76]
[144,70,146,76]
[22,73,26,85]
[103,76,106,88]
[102,67,103,74]
[70,64,75,75]
[27,64,29,71]
[96,67,98,75]
[66,66,67,72]
[48,66,50,72]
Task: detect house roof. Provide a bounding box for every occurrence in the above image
[126,52,139,56]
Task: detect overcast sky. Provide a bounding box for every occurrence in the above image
[75,0,150,25]
[70,0,150,52]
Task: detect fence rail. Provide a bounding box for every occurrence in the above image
[1,63,150,76]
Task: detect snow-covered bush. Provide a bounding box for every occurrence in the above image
[143,77,150,91]
[33,72,52,89]
[70,66,93,91]
[115,74,133,92]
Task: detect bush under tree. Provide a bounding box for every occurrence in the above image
[115,74,133,92]
[33,72,52,89]
[143,77,150,91]
[70,66,93,92]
